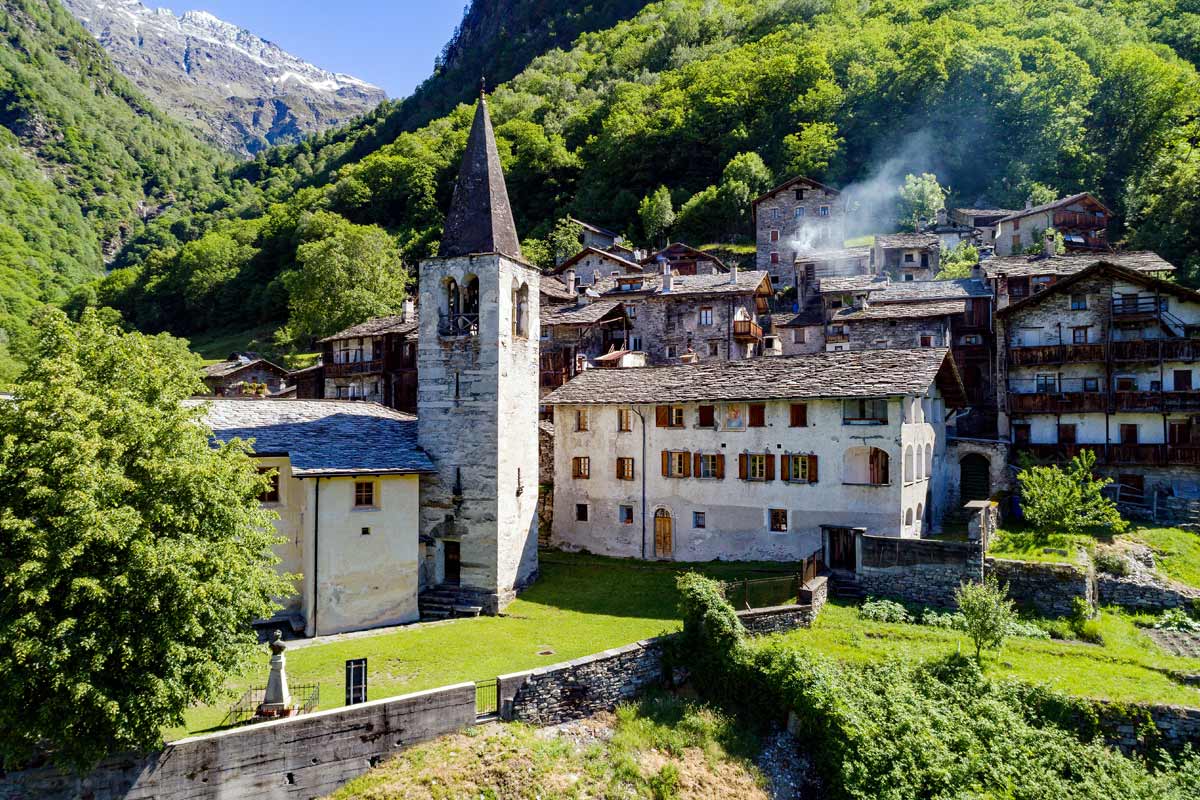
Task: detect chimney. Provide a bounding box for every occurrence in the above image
[728,261,738,285]
[661,260,672,293]
[565,268,577,294]
[1042,229,1056,258]
[854,292,869,310]
[1025,197,1034,210]
[936,208,947,227]
[403,296,415,321]
[970,261,984,280]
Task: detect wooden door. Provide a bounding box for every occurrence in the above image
[1175,370,1193,391]
[1120,424,1139,444]
[443,541,461,585]
[827,528,856,570]
[653,510,673,559]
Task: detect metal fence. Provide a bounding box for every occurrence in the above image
[220,684,320,728]
[475,679,499,719]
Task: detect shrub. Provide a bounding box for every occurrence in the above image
[1094,551,1131,576]
[859,598,912,623]
[1154,608,1200,632]
[956,575,1017,661]
[1007,618,1052,639]
[1068,597,1104,644]
[921,608,964,629]
[1017,449,1128,535]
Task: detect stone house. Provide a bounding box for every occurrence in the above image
[569,217,624,252]
[950,207,1018,250]
[984,246,1175,309]
[201,353,289,396]
[539,298,629,395]
[996,260,1200,504]
[555,246,643,288]
[921,208,978,252]
[309,304,420,412]
[595,266,773,364]
[753,176,848,289]
[993,192,1110,256]
[873,233,941,281]
[640,242,727,276]
[201,399,435,637]
[542,348,967,565]
[792,246,873,306]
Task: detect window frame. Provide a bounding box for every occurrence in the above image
[1070,293,1088,310]
[575,408,589,432]
[748,403,766,428]
[572,456,591,479]
[692,511,706,529]
[258,467,281,505]
[619,505,634,525]
[669,451,689,478]
[748,454,767,481]
[787,454,811,483]
[616,456,635,481]
[842,397,888,425]
[699,306,714,326]
[769,508,788,532]
[698,453,720,479]
[575,503,589,522]
[353,479,378,509]
[618,408,633,432]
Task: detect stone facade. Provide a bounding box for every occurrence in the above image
[736,576,827,634]
[856,534,984,609]
[839,316,952,352]
[417,252,541,613]
[1097,702,1200,756]
[994,193,1109,256]
[986,556,1095,617]
[754,177,847,289]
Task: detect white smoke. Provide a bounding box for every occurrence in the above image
[839,129,940,240]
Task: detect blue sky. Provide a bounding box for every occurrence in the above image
[157,1,467,97]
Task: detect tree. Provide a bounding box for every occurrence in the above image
[1017,449,1128,535]
[1022,227,1065,256]
[897,173,948,232]
[935,242,980,279]
[281,212,411,343]
[0,310,292,771]
[639,186,675,247]
[782,121,842,178]
[547,217,584,265]
[955,575,1016,662]
[1023,182,1059,207]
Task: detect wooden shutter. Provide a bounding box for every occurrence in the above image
[781,454,792,482]
[693,452,702,478]
[764,453,775,481]
[715,454,725,479]
[698,405,715,427]
[616,458,623,480]
[749,403,766,427]
[661,450,670,477]
[808,455,819,483]
[682,452,692,478]
[790,403,808,427]
[738,454,748,480]
[655,406,669,427]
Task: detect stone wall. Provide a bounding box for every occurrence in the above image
[736,575,827,635]
[0,683,477,800]
[1097,574,1200,612]
[857,534,984,609]
[1096,702,1200,756]
[986,557,1094,617]
[844,316,951,351]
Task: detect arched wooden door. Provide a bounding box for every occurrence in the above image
[653,509,673,559]
[959,454,991,504]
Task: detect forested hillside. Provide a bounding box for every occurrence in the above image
[61,1,1200,350]
[0,0,232,379]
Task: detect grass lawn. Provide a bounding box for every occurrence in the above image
[1119,527,1200,589]
[169,553,796,740]
[772,600,1200,706]
[187,324,282,362]
[843,234,876,247]
[987,526,1093,564]
[699,241,757,254]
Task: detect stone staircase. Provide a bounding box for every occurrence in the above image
[829,573,866,601]
[1159,495,1200,532]
[418,585,470,621]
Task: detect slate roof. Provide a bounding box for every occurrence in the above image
[543,348,964,406]
[203,358,288,379]
[555,246,643,273]
[954,208,1019,219]
[876,233,941,250]
[983,251,1174,279]
[752,175,842,207]
[870,278,992,303]
[996,261,1200,318]
[540,275,577,302]
[318,312,418,342]
[640,243,728,271]
[567,217,621,239]
[438,93,522,261]
[818,275,889,294]
[997,192,1109,224]
[794,246,871,263]
[197,399,435,477]
[597,270,771,298]
[542,300,625,327]
[832,300,967,321]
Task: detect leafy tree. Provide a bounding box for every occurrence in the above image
[547,217,584,264]
[1022,227,1065,256]
[955,575,1016,661]
[281,212,411,343]
[1024,182,1060,207]
[1017,449,1128,535]
[897,173,948,231]
[0,309,292,770]
[638,185,675,247]
[935,242,980,279]
[782,121,842,178]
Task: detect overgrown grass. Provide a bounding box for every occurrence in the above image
[774,600,1200,706]
[330,694,767,799]
[1119,528,1200,589]
[843,234,876,247]
[988,526,1094,564]
[699,241,757,254]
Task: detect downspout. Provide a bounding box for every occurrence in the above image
[312,476,321,636]
[632,406,647,560]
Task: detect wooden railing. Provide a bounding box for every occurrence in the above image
[1110,339,1200,361]
[1015,443,1200,467]
[325,358,384,377]
[1007,343,1105,366]
[1007,392,1107,413]
[733,319,763,341]
[1053,210,1108,231]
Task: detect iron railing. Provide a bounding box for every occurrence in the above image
[475,679,499,719]
[219,683,320,728]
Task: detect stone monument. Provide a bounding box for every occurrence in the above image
[258,629,292,716]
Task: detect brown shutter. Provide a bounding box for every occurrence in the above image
[715,454,725,479]
[808,454,819,483]
[738,454,748,480]
[655,406,669,427]
[765,453,775,481]
[693,452,702,478]
[616,458,623,480]
[682,452,692,478]
[749,403,765,427]
[698,405,715,427]
[781,454,792,482]
[790,403,808,427]
[661,450,670,477]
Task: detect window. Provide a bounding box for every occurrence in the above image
[769,509,788,532]
[784,454,817,483]
[572,457,591,479]
[618,408,633,432]
[698,404,716,427]
[1083,377,1100,392]
[843,398,888,424]
[771,207,781,221]
[770,252,780,265]
[576,503,589,522]
[693,511,706,529]
[919,335,933,347]
[619,505,634,525]
[629,334,642,350]
[354,480,377,508]
[626,305,638,319]
[1120,424,1139,445]
[1071,293,1087,310]
[258,467,280,504]
[1116,376,1137,392]
[698,453,724,479]
[748,403,766,427]
[1012,423,1031,445]
[361,527,371,536]
[1013,219,1021,231]
[665,345,677,359]
[903,274,915,281]
[708,341,720,357]
[1175,370,1194,391]
[1057,424,1077,444]
[794,207,805,219]
[789,403,808,427]
[616,457,634,481]
[904,253,915,263]
[770,229,780,243]
[1072,327,1088,345]
[575,409,589,431]
[920,253,929,268]
[655,405,685,428]
[792,328,806,344]
[962,334,982,346]
[699,307,713,326]
[1032,276,1052,293]
[1035,374,1059,393]
[663,450,691,478]
[819,206,830,217]
[1011,234,1022,253]
[1009,277,1029,297]
[742,453,773,481]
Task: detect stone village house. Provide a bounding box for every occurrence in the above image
[201,352,289,396]
[993,192,1111,256]
[753,176,849,290]
[543,348,967,567]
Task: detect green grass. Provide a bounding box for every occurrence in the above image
[772,600,1200,706]
[186,324,282,362]
[699,241,757,254]
[988,526,1093,564]
[1119,527,1200,589]
[169,552,795,739]
[843,234,876,247]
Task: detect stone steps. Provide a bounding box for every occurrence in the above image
[829,575,865,601]
[418,586,484,621]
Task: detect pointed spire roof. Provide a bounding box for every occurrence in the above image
[438,87,522,261]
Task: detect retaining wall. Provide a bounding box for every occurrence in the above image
[1097,702,1200,755]
[1097,574,1200,612]
[0,683,476,800]
[857,535,984,609]
[738,576,827,635]
[986,557,1095,617]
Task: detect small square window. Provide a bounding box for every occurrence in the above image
[619,505,634,525]
[748,403,766,428]
[1116,376,1137,391]
[616,457,635,481]
[670,406,685,427]
[920,335,933,347]
[572,456,591,479]
[354,480,376,508]
[793,328,806,344]
[665,345,678,359]
[769,508,788,532]
[693,511,706,529]
[699,453,720,479]
[258,467,281,504]
[789,403,808,427]
[708,341,720,357]
[360,527,371,536]
[770,229,780,242]
[1071,293,1087,310]
[794,207,805,219]
[1072,327,1088,344]
[698,404,716,427]
[1083,377,1100,392]
[819,206,830,217]
[576,503,589,522]
[770,252,780,265]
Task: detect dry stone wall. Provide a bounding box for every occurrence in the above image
[1097,573,1200,612]
[1097,702,1200,756]
[986,557,1095,617]
[857,535,984,609]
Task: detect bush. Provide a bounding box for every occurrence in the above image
[920,608,964,628]
[1154,608,1200,632]
[956,576,1017,661]
[859,598,912,623]
[1094,551,1131,576]
[1018,450,1128,535]
[1068,597,1104,644]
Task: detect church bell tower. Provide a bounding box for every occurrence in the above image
[416,86,540,613]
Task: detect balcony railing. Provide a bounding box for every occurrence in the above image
[1007,391,1107,413]
[1007,343,1105,366]
[1110,339,1200,362]
[1014,443,1196,466]
[325,358,384,377]
[1053,210,1108,231]
[438,312,479,337]
[732,320,763,341]
[1114,391,1200,413]
[1112,296,1167,317]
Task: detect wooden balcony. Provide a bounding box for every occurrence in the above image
[1008,343,1105,366]
[825,332,848,344]
[1111,296,1166,319]
[1110,339,1200,362]
[1015,443,1196,466]
[1053,210,1108,231]
[733,320,763,341]
[1113,391,1200,413]
[325,358,384,377]
[1007,392,1107,413]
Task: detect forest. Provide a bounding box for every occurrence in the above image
[4,0,1200,369]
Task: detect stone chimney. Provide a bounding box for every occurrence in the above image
[970,261,984,280]
[854,292,869,310]
[728,262,738,285]
[565,268,577,294]
[1042,229,1056,258]
[661,260,673,293]
[403,296,415,321]
[679,349,699,364]
[936,208,948,227]
[1025,197,1034,210]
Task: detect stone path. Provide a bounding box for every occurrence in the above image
[1147,628,1200,659]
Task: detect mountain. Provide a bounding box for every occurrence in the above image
[62,0,387,156]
